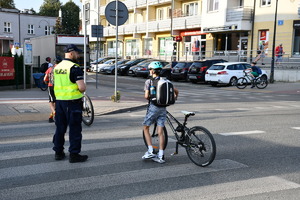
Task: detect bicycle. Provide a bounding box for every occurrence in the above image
[143,110,216,167]
[82,94,94,126]
[236,71,268,89]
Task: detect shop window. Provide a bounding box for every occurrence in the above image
[184,2,198,16]
[261,0,271,7]
[126,39,139,56]
[143,38,153,56]
[4,22,11,32]
[107,41,122,56]
[208,0,219,12]
[293,29,300,56]
[28,24,34,35]
[159,37,173,56]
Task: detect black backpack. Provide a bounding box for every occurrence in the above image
[40,62,49,73]
[149,77,175,107]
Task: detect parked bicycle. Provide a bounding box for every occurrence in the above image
[82,94,94,126]
[143,110,216,167]
[236,70,268,89]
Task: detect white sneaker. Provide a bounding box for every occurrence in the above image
[152,155,165,164]
[142,151,156,159]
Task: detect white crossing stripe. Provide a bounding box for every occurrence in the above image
[0,159,247,200]
[128,176,300,200]
[291,127,300,130]
[219,130,266,136]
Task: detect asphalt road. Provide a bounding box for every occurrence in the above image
[0,74,299,200]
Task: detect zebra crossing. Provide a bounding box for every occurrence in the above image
[1,121,300,200]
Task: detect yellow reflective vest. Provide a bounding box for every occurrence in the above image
[54,60,83,100]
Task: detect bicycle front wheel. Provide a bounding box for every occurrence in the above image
[255,77,268,89]
[236,77,248,89]
[39,76,48,91]
[186,126,216,167]
[143,123,168,153]
[82,95,94,126]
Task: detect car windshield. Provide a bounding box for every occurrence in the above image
[191,62,205,68]
[103,59,115,64]
[174,63,187,68]
[126,59,142,64]
[209,65,225,70]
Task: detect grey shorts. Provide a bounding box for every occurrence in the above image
[143,104,166,127]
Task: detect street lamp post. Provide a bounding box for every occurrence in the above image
[270,0,279,83]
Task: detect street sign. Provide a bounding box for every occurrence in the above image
[105,1,128,26]
[91,25,103,37]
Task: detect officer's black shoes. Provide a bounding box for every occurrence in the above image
[55,151,66,160]
[69,153,88,163]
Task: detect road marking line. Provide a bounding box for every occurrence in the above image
[219,130,265,136]
[0,159,247,200]
[291,127,300,130]
[129,176,300,200]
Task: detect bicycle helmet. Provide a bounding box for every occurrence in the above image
[46,57,51,62]
[148,61,163,70]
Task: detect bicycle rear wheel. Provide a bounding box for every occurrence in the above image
[186,126,216,167]
[143,123,168,153]
[255,77,268,89]
[39,76,48,91]
[82,94,94,126]
[236,77,248,89]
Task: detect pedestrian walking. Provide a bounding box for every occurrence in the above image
[53,44,88,163]
[44,56,62,123]
[142,61,178,164]
[255,41,266,65]
[275,43,284,65]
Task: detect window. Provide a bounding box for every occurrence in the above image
[143,38,153,56]
[44,26,50,35]
[28,24,34,34]
[157,8,164,20]
[261,0,271,6]
[167,7,172,19]
[208,0,219,12]
[184,2,198,16]
[4,22,11,32]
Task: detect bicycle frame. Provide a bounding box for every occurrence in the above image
[165,111,191,154]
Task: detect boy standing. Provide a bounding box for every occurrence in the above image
[142,61,178,163]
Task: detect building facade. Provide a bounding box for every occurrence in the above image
[0,8,56,55]
[81,0,300,62]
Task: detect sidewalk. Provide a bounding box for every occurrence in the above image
[0,96,147,124]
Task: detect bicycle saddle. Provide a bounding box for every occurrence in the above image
[181,111,195,116]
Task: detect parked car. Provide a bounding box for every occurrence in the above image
[205,62,268,86]
[127,59,156,77]
[117,58,150,75]
[90,57,114,72]
[171,61,193,81]
[160,61,178,80]
[99,59,130,75]
[93,59,120,73]
[187,59,227,83]
[135,60,169,78]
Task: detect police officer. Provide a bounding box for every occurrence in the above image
[53,44,88,163]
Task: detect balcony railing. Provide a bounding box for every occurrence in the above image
[226,6,253,22]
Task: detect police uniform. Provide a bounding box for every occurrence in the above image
[53,59,84,155]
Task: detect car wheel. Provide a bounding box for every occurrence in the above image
[229,77,237,86]
[111,69,115,75]
[211,83,218,87]
[190,80,198,84]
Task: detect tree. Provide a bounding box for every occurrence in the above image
[60,1,80,35]
[39,0,61,17]
[0,0,15,9]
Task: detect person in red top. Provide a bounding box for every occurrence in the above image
[275,43,284,64]
[44,56,62,122]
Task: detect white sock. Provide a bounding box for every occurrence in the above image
[148,146,153,153]
[158,150,164,158]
